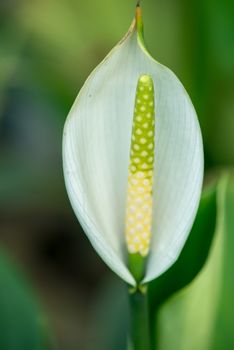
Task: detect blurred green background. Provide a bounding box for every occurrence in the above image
[0,0,233,349]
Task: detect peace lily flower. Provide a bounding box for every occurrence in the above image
[63,5,204,287]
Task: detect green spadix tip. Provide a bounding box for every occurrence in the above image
[139,75,153,85]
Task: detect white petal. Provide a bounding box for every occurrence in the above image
[63,19,203,285]
[143,68,204,283]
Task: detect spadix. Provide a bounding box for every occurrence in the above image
[126,75,155,257]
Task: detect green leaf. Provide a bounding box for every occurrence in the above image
[148,183,217,310]
[157,173,234,350]
[0,249,47,350]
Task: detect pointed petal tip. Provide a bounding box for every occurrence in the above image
[136,0,141,7]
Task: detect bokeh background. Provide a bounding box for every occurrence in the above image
[0,0,233,349]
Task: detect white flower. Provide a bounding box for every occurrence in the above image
[63,6,204,286]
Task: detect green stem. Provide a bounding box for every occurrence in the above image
[128,287,151,350]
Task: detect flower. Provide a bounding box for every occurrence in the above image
[62,5,204,286]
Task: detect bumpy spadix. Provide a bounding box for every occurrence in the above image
[126,75,155,257]
[63,6,204,286]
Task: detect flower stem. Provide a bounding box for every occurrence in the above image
[128,286,151,350]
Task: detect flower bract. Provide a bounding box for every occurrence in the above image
[63,6,204,286]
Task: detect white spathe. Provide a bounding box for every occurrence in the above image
[63,19,204,286]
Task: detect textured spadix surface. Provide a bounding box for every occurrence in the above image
[125,74,155,257]
[63,17,204,286]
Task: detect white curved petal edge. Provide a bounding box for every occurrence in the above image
[63,18,204,286]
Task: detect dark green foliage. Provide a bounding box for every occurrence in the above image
[0,250,47,350]
[149,184,217,310]
[155,174,234,350]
